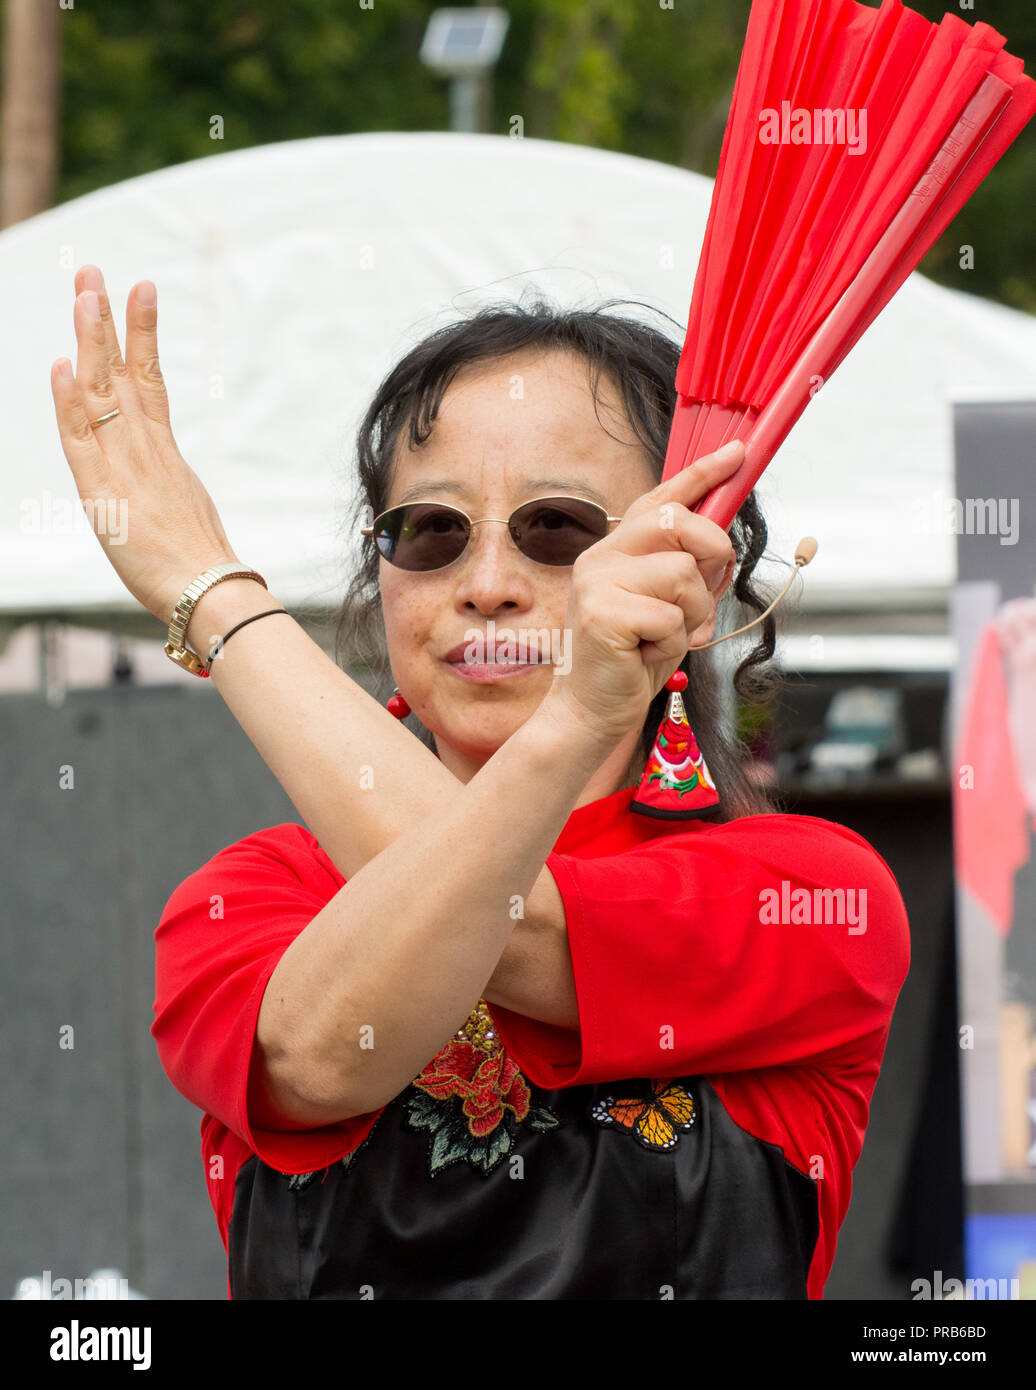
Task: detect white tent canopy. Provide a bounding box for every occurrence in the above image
[5,131,1035,631]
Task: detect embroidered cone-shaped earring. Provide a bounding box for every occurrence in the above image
[630,671,720,821]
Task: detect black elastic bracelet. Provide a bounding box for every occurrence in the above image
[205,608,292,672]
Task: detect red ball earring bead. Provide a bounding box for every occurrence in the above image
[386,690,410,720]
[666,670,689,693]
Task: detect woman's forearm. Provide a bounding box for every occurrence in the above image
[188,578,460,878]
[252,684,607,1122]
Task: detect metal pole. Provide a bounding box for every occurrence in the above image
[449,73,491,133]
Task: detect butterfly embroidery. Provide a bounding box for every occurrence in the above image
[590,1078,696,1151]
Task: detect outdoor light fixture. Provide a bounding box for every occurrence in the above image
[420,8,510,133]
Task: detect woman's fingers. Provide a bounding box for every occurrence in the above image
[75,266,162,432]
[592,440,742,598]
[625,439,745,522]
[588,588,690,673]
[50,356,114,493]
[611,550,713,646]
[77,267,132,387]
[572,549,712,659]
[74,261,158,430]
[616,593,689,664]
[73,286,136,453]
[75,266,170,427]
[605,505,735,595]
[124,281,171,426]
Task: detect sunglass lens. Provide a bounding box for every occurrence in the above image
[374,504,470,571]
[511,499,609,565]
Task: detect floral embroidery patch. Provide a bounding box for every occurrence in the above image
[590,1078,696,1152]
[405,1036,559,1177]
[283,1004,560,1189]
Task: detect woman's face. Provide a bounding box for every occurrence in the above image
[377,347,665,780]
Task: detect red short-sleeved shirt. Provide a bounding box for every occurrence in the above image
[151,787,909,1300]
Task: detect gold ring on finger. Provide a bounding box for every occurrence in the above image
[89,408,121,429]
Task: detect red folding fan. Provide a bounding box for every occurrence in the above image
[630,0,1035,821]
[664,0,1036,528]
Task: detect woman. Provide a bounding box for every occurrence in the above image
[51,265,910,1300]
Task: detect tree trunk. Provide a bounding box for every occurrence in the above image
[1,0,63,228]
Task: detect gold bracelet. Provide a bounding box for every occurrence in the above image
[164,562,268,678]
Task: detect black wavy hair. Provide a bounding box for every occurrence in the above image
[334,295,785,821]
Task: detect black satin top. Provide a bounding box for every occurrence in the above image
[228,1072,819,1300]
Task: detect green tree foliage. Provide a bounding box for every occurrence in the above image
[14,0,1034,311]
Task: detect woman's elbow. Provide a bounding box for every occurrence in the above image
[247,1029,369,1130]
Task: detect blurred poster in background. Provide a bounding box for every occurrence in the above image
[951,401,1036,1299]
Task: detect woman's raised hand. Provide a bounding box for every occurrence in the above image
[542,441,744,748]
[50,265,241,623]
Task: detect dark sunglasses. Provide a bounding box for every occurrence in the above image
[361,496,622,572]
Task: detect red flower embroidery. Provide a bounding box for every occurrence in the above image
[287,1023,560,1186]
[414,1038,531,1137]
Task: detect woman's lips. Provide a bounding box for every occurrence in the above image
[442,641,551,683]
[446,660,545,683]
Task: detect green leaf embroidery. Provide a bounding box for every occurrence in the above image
[527,1106,560,1132]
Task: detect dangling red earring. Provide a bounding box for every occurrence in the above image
[629,670,721,821]
[386,688,410,719]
